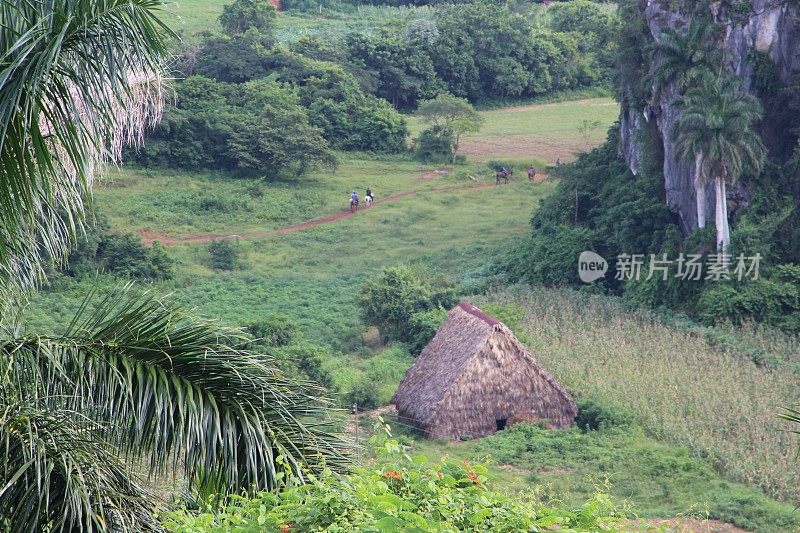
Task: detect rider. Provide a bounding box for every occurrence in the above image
[366,187,373,202]
[350,190,359,205]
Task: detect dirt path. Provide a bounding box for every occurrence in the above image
[139,181,495,245]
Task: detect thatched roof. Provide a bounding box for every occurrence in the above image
[392,302,576,439]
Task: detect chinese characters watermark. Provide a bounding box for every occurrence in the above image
[578,252,762,283]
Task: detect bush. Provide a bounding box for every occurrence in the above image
[162,428,627,532]
[697,266,800,334]
[76,232,175,281]
[357,265,459,350]
[345,377,382,410]
[414,126,453,163]
[207,239,241,270]
[574,397,636,431]
[219,0,276,36]
[407,308,447,352]
[246,314,302,347]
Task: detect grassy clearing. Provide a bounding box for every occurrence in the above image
[479,287,800,505]
[99,158,448,237]
[162,0,426,41]
[407,97,619,164]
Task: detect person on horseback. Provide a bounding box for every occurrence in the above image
[350,191,359,211]
[366,187,374,203]
[527,165,536,181]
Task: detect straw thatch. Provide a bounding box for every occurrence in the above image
[391,302,577,439]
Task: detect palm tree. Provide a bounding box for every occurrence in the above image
[647,20,723,101]
[0,2,345,530]
[647,20,724,231]
[672,76,766,251]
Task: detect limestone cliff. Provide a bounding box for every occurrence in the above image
[619,0,799,234]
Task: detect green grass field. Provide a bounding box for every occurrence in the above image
[162,0,432,42]
[408,96,619,164]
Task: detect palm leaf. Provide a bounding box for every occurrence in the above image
[4,286,349,495]
[0,398,161,533]
[0,0,172,300]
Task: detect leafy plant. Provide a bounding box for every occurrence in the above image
[162,425,629,532]
[219,0,277,36]
[357,265,458,350]
[208,239,242,270]
[0,287,347,530]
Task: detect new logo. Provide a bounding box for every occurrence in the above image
[578,251,607,283]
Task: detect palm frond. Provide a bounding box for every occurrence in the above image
[0,0,172,300]
[0,398,161,533]
[3,286,349,494]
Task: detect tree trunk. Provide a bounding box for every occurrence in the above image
[452,134,459,165]
[714,175,730,251]
[695,152,706,229]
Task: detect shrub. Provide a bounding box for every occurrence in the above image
[414,126,453,163]
[407,308,447,352]
[95,233,174,280]
[207,239,241,270]
[162,428,627,532]
[697,265,800,334]
[246,314,302,347]
[219,0,276,36]
[574,397,636,431]
[357,265,459,350]
[345,377,382,410]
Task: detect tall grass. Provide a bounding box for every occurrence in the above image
[487,287,800,503]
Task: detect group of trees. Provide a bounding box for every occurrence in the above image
[132,0,619,175]
[344,1,616,109]
[131,2,410,176]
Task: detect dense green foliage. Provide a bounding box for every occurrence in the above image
[219,0,276,36]
[130,76,338,177]
[345,2,614,109]
[163,427,628,532]
[357,265,458,352]
[501,0,800,331]
[61,218,174,281]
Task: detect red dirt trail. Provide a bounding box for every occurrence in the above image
[138,181,495,246]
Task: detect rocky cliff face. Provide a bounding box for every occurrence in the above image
[619,0,799,234]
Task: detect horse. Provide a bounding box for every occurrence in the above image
[365,195,374,206]
[495,168,511,185]
[527,167,536,181]
[350,198,359,212]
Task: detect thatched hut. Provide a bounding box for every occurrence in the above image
[391,302,577,439]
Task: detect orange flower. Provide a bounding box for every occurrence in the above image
[279,525,292,533]
[435,471,444,478]
[467,470,479,485]
[383,470,402,480]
